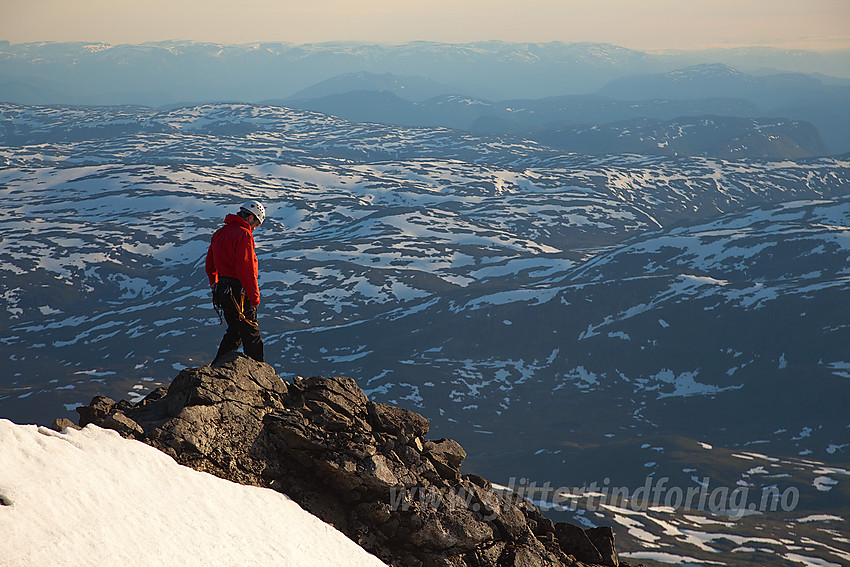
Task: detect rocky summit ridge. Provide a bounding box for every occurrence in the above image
[59,354,642,567]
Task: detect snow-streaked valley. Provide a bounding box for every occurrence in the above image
[1,102,849,566]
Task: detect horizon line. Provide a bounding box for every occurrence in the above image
[2,38,850,54]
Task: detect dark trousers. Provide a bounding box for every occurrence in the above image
[212,277,264,364]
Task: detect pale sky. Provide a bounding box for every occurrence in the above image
[2,0,849,51]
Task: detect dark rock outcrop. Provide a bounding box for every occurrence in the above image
[65,353,639,567]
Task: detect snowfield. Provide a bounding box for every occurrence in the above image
[0,419,386,567]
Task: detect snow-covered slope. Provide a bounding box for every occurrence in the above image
[0,419,386,567]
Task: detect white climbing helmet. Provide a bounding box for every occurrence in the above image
[240,201,266,225]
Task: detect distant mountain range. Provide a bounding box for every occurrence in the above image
[285,72,456,103]
[2,41,848,156]
[599,63,831,107]
[598,64,850,154]
[1,40,848,104]
[273,88,764,128]
[275,65,845,157]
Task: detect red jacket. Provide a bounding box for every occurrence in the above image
[205,214,260,305]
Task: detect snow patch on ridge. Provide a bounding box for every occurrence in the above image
[0,420,386,567]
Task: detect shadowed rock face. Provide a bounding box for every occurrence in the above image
[67,353,638,567]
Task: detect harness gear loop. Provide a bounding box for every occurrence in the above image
[213,279,259,328]
[213,296,223,323]
[211,284,224,324]
[229,291,259,328]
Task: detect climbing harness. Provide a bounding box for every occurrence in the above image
[212,290,223,324]
[213,280,259,328]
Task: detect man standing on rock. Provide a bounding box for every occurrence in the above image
[206,201,266,364]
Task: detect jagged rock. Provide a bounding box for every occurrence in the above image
[76,395,116,427]
[301,375,370,431]
[101,412,144,439]
[424,439,466,467]
[585,527,619,567]
[50,417,80,432]
[423,438,466,482]
[554,523,604,566]
[72,354,641,567]
[369,401,430,440]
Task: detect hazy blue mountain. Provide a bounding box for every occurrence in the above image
[285,85,761,127]
[1,41,848,106]
[526,116,829,158]
[597,64,850,153]
[3,40,847,153]
[0,40,656,104]
[807,72,850,86]
[281,71,458,102]
[282,90,439,128]
[281,89,828,158]
[658,45,850,78]
[597,63,845,109]
[278,63,849,155]
[464,94,762,128]
[768,97,850,154]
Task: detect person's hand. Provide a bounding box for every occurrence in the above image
[243,303,259,323]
